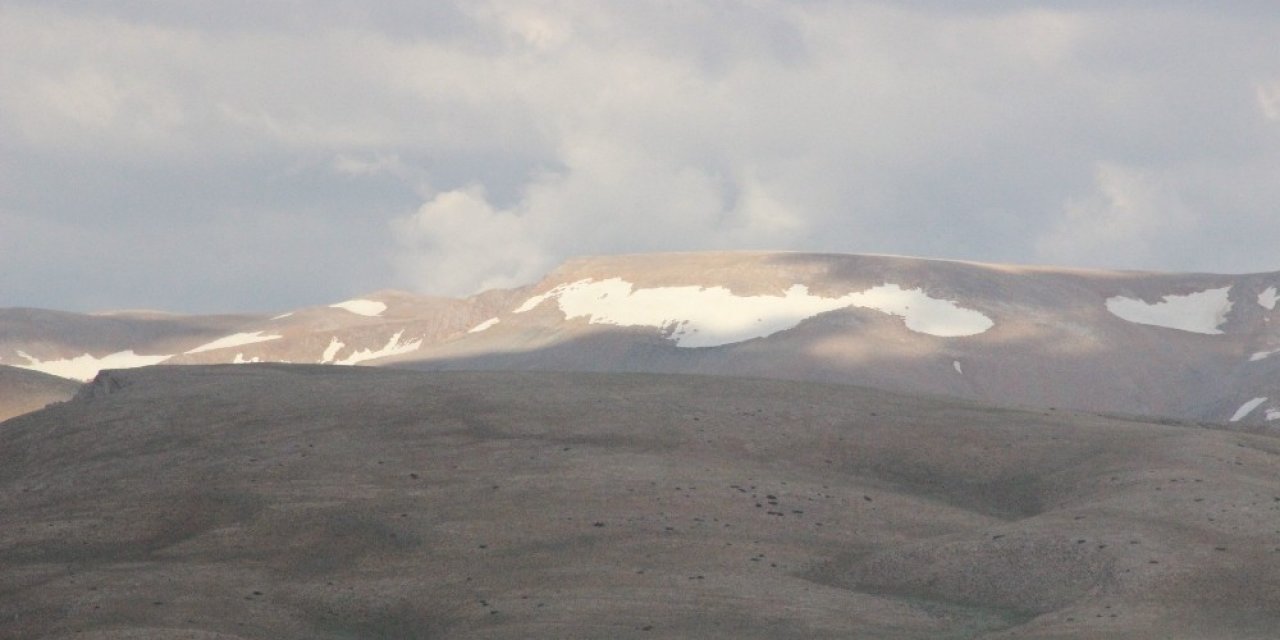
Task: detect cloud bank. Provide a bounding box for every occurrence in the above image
[2,2,1278,309]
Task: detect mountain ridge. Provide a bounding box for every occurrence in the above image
[3,251,1278,425]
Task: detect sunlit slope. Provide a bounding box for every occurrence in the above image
[3,365,1279,639]
[402,252,1280,425]
[0,365,79,422]
[4,252,1279,423]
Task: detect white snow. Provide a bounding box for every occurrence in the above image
[186,331,284,354]
[15,349,171,381]
[953,360,963,374]
[232,353,261,364]
[514,278,994,348]
[333,330,422,365]
[514,290,557,313]
[1105,287,1233,335]
[1250,349,1279,362]
[469,317,500,333]
[1230,397,1268,422]
[1267,409,1280,422]
[270,312,294,320]
[1260,287,1278,310]
[320,337,345,363]
[329,299,387,317]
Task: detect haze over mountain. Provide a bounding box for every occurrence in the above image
[4,365,1280,639]
[3,252,1278,426]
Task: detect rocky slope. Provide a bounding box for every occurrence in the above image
[3,365,1278,639]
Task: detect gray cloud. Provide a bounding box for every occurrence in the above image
[2,2,1278,311]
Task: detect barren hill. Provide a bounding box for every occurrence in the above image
[4,252,1279,424]
[3,365,1279,638]
[405,252,1280,425]
[0,365,79,422]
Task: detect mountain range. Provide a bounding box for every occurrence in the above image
[4,252,1278,425]
[6,251,1280,638]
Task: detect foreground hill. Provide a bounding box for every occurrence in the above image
[4,252,1279,424]
[3,365,1279,638]
[0,365,79,421]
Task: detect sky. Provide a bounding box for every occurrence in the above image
[2,1,1278,313]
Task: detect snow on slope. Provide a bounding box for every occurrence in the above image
[1230,397,1268,422]
[1261,287,1278,311]
[14,350,171,382]
[186,331,284,354]
[320,337,345,364]
[469,318,500,333]
[515,278,994,348]
[1105,287,1233,335]
[329,299,387,317]
[333,331,422,365]
[1250,349,1279,362]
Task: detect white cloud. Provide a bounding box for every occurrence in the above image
[392,186,549,294]
[1035,163,1198,268]
[1259,82,1280,121]
[3,2,1280,309]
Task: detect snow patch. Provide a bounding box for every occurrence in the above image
[1267,409,1280,422]
[1230,397,1268,422]
[953,360,963,374]
[514,278,993,347]
[1250,349,1279,362]
[186,331,283,354]
[469,317,500,333]
[333,331,422,365]
[271,312,294,320]
[15,349,171,381]
[330,299,387,317]
[1105,287,1233,335]
[320,337,345,364]
[232,353,261,364]
[1260,287,1278,310]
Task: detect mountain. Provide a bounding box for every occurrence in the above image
[0,289,521,377]
[4,252,1279,425]
[0,365,79,422]
[3,365,1278,639]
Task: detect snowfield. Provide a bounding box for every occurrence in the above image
[515,278,994,347]
[469,317,500,333]
[186,331,284,354]
[320,337,345,363]
[1230,397,1268,422]
[1260,287,1278,311]
[329,299,387,317]
[1105,287,1233,335]
[333,331,422,365]
[15,349,171,381]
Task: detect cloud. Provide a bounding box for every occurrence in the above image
[2,2,1280,310]
[1035,163,1197,268]
[1259,82,1280,121]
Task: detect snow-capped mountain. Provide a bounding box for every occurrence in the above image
[4,252,1279,425]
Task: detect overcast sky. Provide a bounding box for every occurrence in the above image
[2,1,1278,313]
